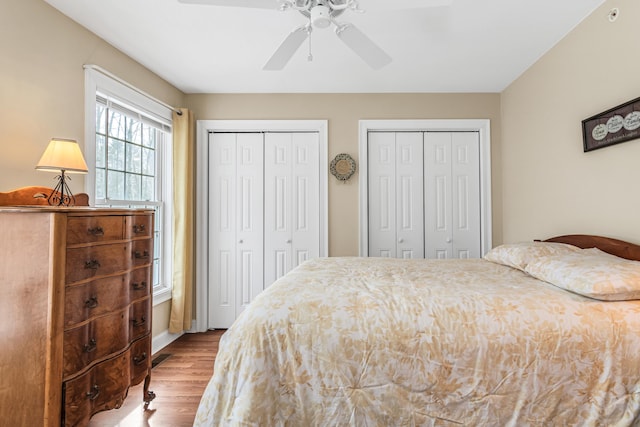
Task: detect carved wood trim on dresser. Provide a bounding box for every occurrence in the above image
[0,207,156,426]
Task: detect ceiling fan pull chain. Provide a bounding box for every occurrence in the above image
[307,25,314,62]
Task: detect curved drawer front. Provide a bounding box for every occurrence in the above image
[129,266,152,300]
[63,310,129,377]
[61,210,154,426]
[64,268,151,328]
[126,215,153,239]
[64,274,129,328]
[131,239,153,268]
[66,243,131,284]
[130,336,152,384]
[129,298,151,341]
[63,351,131,427]
[67,216,124,245]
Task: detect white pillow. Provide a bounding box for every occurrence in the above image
[483,241,581,271]
[525,250,640,301]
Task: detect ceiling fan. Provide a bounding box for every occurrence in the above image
[178,0,452,70]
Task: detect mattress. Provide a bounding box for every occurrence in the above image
[194,257,640,426]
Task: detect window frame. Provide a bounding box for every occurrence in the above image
[84,67,173,305]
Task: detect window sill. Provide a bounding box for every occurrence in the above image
[153,286,172,306]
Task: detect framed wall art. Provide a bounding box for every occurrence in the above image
[582,96,640,152]
[330,153,356,182]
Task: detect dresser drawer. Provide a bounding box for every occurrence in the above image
[130,336,152,384]
[63,351,131,427]
[130,266,152,299]
[63,310,129,377]
[66,216,124,245]
[65,243,131,284]
[64,268,151,328]
[130,298,151,341]
[132,239,153,268]
[125,215,153,239]
[64,274,128,328]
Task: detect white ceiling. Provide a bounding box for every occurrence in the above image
[43,0,606,94]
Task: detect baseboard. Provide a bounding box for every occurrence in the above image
[152,329,184,355]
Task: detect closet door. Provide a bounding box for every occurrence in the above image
[264,132,320,287]
[424,131,480,259]
[368,132,424,258]
[396,133,425,258]
[208,132,263,329]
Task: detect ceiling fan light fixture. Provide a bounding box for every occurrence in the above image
[311,5,332,28]
[286,0,310,11]
[327,0,354,10]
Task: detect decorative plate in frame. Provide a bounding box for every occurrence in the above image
[330,153,356,181]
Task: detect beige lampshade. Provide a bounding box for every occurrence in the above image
[35,138,89,174]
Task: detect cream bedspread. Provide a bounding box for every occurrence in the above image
[194,257,640,426]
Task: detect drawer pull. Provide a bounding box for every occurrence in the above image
[84,296,99,309]
[83,338,97,353]
[131,316,146,327]
[86,384,100,401]
[84,260,101,270]
[87,226,104,236]
[133,352,148,366]
[132,281,147,291]
[134,250,150,260]
[133,224,146,234]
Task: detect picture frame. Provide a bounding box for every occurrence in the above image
[329,153,356,181]
[582,96,640,152]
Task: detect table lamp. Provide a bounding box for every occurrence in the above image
[35,138,89,206]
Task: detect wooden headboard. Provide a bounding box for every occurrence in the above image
[0,186,89,207]
[543,234,640,262]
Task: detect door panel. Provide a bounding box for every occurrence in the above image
[264,132,320,287]
[209,133,263,329]
[291,133,320,268]
[395,132,424,259]
[264,133,293,287]
[209,133,238,328]
[424,132,453,259]
[451,132,481,258]
[367,130,481,260]
[368,132,397,257]
[210,131,320,328]
[235,134,264,315]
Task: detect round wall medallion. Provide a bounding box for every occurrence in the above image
[330,153,356,181]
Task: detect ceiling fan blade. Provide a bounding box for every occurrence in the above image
[263,26,309,70]
[177,0,278,8]
[335,24,391,70]
[359,0,452,9]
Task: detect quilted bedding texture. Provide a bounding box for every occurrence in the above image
[194,257,640,426]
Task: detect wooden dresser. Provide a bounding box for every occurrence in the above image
[0,207,156,426]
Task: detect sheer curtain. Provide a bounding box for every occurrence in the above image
[169,108,195,333]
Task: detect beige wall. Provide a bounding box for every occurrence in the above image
[0,0,186,337]
[187,93,503,255]
[7,0,634,336]
[501,0,640,244]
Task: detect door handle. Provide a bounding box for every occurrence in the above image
[446,237,452,243]
[286,239,292,244]
[398,238,404,243]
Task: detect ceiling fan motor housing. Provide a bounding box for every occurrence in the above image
[311,5,332,28]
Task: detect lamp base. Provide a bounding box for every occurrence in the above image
[47,171,77,206]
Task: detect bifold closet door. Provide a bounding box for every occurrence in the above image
[368,132,424,258]
[424,131,481,259]
[208,132,264,329]
[264,132,320,287]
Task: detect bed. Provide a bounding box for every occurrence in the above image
[194,235,640,426]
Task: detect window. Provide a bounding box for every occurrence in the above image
[84,67,173,305]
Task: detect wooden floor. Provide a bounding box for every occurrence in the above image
[88,330,225,427]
